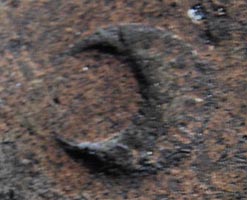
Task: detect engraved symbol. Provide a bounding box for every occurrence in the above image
[56,24,192,174]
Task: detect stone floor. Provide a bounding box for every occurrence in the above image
[0,0,247,199]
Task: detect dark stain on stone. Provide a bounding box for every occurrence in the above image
[19,62,34,81]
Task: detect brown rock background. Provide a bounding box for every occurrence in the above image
[0,0,247,199]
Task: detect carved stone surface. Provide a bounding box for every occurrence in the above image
[0,1,247,199]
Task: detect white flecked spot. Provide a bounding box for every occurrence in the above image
[178,126,195,136]
[75,31,81,36]
[194,97,204,102]
[21,159,32,165]
[187,5,206,24]
[192,50,198,56]
[171,34,181,40]
[68,44,74,48]
[82,66,89,71]
[15,83,22,87]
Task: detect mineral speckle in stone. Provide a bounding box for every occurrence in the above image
[187,4,207,23]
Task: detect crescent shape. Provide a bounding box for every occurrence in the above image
[56,24,196,174]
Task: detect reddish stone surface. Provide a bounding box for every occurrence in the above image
[0,1,247,199]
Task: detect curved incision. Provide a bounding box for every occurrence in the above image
[68,25,167,108]
[56,24,193,173]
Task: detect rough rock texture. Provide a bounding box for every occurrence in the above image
[0,0,247,199]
